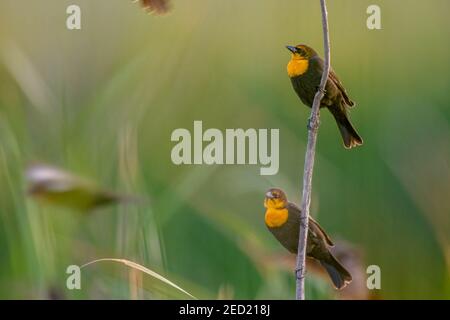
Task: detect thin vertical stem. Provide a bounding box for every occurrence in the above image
[295,0,331,300]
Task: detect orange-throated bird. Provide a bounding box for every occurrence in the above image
[264,188,352,289]
[286,44,363,149]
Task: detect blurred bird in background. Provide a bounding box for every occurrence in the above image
[26,163,140,212]
[135,0,171,15]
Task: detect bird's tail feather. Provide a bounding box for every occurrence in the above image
[330,107,363,149]
[320,253,352,290]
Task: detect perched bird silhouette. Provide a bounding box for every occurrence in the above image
[264,188,352,289]
[26,164,139,212]
[286,44,363,149]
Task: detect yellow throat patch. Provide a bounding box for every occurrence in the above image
[287,56,309,78]
[265,207,289,228]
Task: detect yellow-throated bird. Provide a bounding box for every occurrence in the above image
[286,44,362,149]
[264,188,352,289]
[26,164,138,212]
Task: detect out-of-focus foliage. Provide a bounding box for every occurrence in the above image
[0,0,449,299]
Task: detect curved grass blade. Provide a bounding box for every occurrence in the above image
[81,258,196,299]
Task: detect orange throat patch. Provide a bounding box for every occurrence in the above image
[265,208,289,228]
[287,58,309,78]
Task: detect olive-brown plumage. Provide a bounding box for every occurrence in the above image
[286,44,363,149]
[264,188,352,289]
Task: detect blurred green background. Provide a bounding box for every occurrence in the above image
[0,0,449,299]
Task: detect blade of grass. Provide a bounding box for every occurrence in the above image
[81,258,196,299]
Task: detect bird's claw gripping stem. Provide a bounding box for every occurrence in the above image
[295,266,306,281]
[316,86,327,94]
[307,117,319,131]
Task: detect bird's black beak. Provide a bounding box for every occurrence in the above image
[265,191,275,199]
[286,45,297,53]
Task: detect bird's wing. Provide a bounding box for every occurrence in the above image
[329,69,355,108]
[138,0,171,15]
[309,217,335,247]
[287,202,334,247]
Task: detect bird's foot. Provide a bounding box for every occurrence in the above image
[307,117,319,130]
[316,86,326,94]
[295,266,306,281]
[307,118,313,130]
